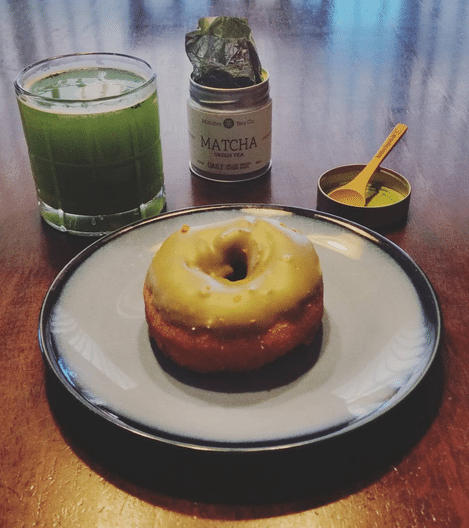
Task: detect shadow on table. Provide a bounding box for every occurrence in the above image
[46,345,444,510]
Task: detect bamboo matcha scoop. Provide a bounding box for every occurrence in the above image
[328,123,408,206]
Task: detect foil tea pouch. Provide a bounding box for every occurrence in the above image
[185,16,263,87]
[186,17,272,182]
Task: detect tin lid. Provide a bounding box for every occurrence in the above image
[317,164,411,232]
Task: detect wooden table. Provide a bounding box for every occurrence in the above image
[2,1,468,526]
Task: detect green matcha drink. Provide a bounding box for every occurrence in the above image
[15,53,165,235]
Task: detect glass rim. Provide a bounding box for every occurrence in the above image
[14,51,157,105]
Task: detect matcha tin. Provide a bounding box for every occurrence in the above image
[187,70,272,182]
[317,164,411,232]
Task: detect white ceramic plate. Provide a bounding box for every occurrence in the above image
[39,205,441,452]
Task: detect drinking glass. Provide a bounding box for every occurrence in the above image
[15,52,165,236]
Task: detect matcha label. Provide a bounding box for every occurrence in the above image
[188,101,272,177]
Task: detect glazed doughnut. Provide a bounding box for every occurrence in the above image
[143,216,323,373]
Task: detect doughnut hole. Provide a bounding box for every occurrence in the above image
[223,243,249,281]
[194,230,258,283]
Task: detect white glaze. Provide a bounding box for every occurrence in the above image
[144,216,322,330]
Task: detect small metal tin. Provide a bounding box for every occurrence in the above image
[187,70,272,182]
[317,164,411,232]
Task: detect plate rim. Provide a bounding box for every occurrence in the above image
[39,203,442,453]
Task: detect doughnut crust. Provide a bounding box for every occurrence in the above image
[144,282,323,372]
[143,216,324,373]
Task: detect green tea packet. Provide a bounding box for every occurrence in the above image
[185,17,263,88]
